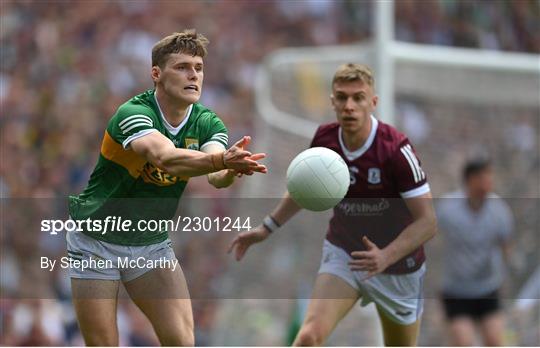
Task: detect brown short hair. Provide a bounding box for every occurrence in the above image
[152,29,209,68]
[463,157,492,182]
[332,63,375,88]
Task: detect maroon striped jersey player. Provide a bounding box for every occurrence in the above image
[310,115,430,274]
[230,63,437,345]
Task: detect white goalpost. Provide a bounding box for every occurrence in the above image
[255,1,539,137]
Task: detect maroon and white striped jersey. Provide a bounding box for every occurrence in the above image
[310,116,430,274]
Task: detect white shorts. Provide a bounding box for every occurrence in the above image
[318,239,426,325]
[66,230,177,282]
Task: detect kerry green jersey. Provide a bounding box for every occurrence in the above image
[69,90,228,245]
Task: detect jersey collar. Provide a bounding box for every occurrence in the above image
[153,91,193,136]
[338,115,378,161]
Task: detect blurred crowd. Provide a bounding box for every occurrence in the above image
[0,0,374,198]
[1,0,539,346]
[396,0,540,52]
[2,0,538,197]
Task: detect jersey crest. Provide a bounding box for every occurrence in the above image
[367,167,381,184]
[185,138,199,150]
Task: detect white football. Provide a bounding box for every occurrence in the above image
[287,147,350,211]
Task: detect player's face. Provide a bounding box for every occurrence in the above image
[468,168,494,198]
[152,53,204,104]
[331,80,378,133]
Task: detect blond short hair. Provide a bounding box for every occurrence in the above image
[152,29,209,68]
[332,63,375,88]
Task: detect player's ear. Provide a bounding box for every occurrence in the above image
[330,94,337,109]
[151,66,161,83]
[372,95,379,108]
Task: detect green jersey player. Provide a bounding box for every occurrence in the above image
[67,29,266,346]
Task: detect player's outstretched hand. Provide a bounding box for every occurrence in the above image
[348,236,390,280]
[224,136,267,174]
[227,225,270,261]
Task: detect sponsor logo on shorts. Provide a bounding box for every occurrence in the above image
[406,257,416,268]
[323,251,333,263]
[395,310,412,317]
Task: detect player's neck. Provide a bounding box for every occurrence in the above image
[341,116,372,151]
[155,89,190,127]
[466,190,487,211]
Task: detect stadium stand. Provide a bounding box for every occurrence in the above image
[1,0,538,345]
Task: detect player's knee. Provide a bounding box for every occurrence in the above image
[452,337,474,347]
[449,320,475,346]
[156,321,194,346]
[484,335,503,347]
[450,330,474,346]
[158,331,194,346]
[481,316,504,346]
[82,328,118,346]
[294,325,326,347]
[483,328,503,346]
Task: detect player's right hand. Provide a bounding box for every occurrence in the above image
[224,136,267,174]
[227,225,270,261]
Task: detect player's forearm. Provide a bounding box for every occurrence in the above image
[382,215,437,266]
[158,148,224,178]
[207,169,235,188]
[268,192,302,226]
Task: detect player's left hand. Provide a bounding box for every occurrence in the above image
[224,136,267,174]
[348,236,390,280]
[234,137,263,177]
[230,154,265,177]
[223,168,250,178]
